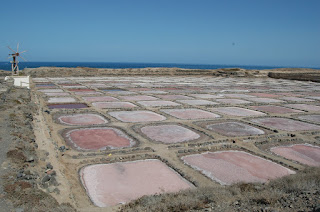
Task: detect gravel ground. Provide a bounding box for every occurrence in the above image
[0,79,14,211]
[0,78,75,212]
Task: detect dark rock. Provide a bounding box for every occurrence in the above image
[53,188,60,194]
[25,156,34,163]
[314,205,320,212]
[16,172,23,178]
[46,163,53,169]
[44,110,50,114]
[49,176,58,186]
[42,175,51,183]
[24,175,33,180]
[58,146,66,152]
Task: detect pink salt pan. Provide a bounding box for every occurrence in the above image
[68,89,95,92]
[57,114,108,126]
[161,109,220,120]
[212,107,266,117]
[44,92,71,96]
[206,122,265,137]
[156,95,194,100]
[248,93,279,98]
[105,91,137,95]
[250,105,303,114]
[189,94,224,99]
[80,160,193,207]
[281,97,315,102]
[64,127,135,150]
[182,151,295,185]
[62,85,87,89]
[48,103,88,109]
[141,124,200,143]
[92,102,137,109]
[82,96,119,102]
[109,111,166,122]
[47,97,77,103]
[270,144,320,166]
[38,89,64,93]
[298,115,320,124]
[137,100,180,107]
[74,91,103,96]
[140,90,168,94]
[120,95,158,101]
[245,97,284,103]
[223,94,254,98]
[284,104,320,112]
[177,100,218,106]
[216,99,252,104]
[251,117,320,131]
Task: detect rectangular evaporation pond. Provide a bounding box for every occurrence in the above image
[59,84,82,86]
[250,105,303,114]
[156,95,194,100]
[182,151,295,185]
[100,89,125,92]
[48,103,88,109]
[35,84,56,87]
[271,144,320,167]
[251,117,320,131]
[68,89,95,92]
[80,159,193,207]
[38,89,64,93]
[44,92,71,96]
[245,97,284,103]
[284,104,320,112]
[248,93,280,98]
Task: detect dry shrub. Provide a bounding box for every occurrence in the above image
[121,167,320,211]
[4,179,75,212]
[4,181,32,194]
[269,166,320,193]
[7,149,26,163]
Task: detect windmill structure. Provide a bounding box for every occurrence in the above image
[8,43,27,75]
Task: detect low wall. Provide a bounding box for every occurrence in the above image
[268,72,320,82]
[5,76,30,89]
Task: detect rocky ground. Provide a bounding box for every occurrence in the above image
[0,70,10,77]
[0,78,75,212]
[21,67,319,81]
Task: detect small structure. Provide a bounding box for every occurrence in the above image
[5,43,30,89]
[8,43,27,76]
[4,76,30,89]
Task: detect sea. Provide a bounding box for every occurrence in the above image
[0,62,318,71]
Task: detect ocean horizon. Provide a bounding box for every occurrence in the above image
[0,61,319,72]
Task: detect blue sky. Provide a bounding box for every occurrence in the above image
[0,0,319,67]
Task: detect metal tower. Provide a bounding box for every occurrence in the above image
[8,43,27,75]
